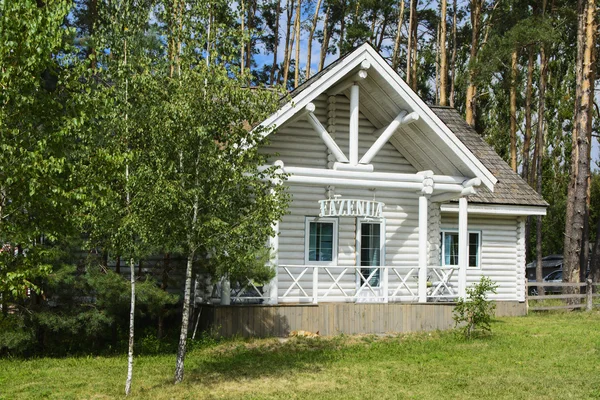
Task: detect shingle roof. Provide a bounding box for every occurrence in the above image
[431,106,547,207]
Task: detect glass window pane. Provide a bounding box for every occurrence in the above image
[444,232,459,265]
[308,221,334,262]
[360,223,381,286]
[468,232,479,267]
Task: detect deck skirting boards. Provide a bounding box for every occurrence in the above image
[197,301,526,338]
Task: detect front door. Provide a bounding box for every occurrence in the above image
[357,220,384,301]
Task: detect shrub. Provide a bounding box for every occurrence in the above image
[453,277,498,339]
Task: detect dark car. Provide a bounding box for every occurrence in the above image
[526,255,563,281]
[528,269,562,296]
[529,269,590,296]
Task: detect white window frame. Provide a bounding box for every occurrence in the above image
[304,217,338,265]
[440,229,482,269]
[356,219,386,288]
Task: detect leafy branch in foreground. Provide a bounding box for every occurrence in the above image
[453,277,498,339]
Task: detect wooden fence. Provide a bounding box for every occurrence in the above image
[527,279,599,311]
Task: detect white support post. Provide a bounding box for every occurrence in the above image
[382,266,389,303]
[418,194,430,303]
[349,84,359,165]
[313,266,319,304]
[458,196,468,298]
[267,220,279,305]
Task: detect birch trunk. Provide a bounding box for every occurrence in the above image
[439,0,448,106]
[123,34,135,397]
[509,49,518,172]
[305,0,322,80]
[125,257,135,395]
[174,248,195,383]
[391,0,405,71]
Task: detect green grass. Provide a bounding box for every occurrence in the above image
[2,312,600,399]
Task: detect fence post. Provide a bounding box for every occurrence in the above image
[586,278,593,311]
[313,266,319,304]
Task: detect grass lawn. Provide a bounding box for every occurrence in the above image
[2,311,600,399]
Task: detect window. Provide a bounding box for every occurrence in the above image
[441,230,481,268]
[357,221,384,287]
[305,218,337,264]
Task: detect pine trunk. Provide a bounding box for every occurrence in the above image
[406,0,415,86]
[281,0,294,86]
[318,7,330,72]
[439,0,448,106]
[391,0,405,71]
[465,0,481,126]
[564,0,596,293]
[449,0,457,107]
[293,0,301,88]
[534,45,548,291]
[270,0,281,85]
[305,0,322,80]
[509,49,518,172]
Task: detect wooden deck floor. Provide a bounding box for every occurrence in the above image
[198,301,526,338]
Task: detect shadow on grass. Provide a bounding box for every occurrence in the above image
[184,336,348,387]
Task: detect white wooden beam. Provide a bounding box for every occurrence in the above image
[440,203,547,216]
[304,103,349,163]
[418,194,429,303]
[458,197,468,298]
[280,165,461,185]
[349,84,360,165]
[286,175,424,190]
[430,186,476,203]
[360,110,408,165]
[327,70,368,97]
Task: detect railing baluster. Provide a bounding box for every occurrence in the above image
[382,266,389,303]
[313,265,319,304]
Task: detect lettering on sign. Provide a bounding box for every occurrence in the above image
[318,198,384,218]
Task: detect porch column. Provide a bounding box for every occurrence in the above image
[349,84,359,165]
[458,196,468,298]
[418,194,430,302]
[266,220,279,305]
[418,173,434,303]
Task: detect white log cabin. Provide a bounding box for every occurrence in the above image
[200,44,547,337]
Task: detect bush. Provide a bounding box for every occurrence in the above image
[453,277,498,339]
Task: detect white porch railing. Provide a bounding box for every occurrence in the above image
[273,265,458,304]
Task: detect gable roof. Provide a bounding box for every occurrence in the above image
[263,43,546,208]
[431,107,547,207]
[260,43,497,191]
